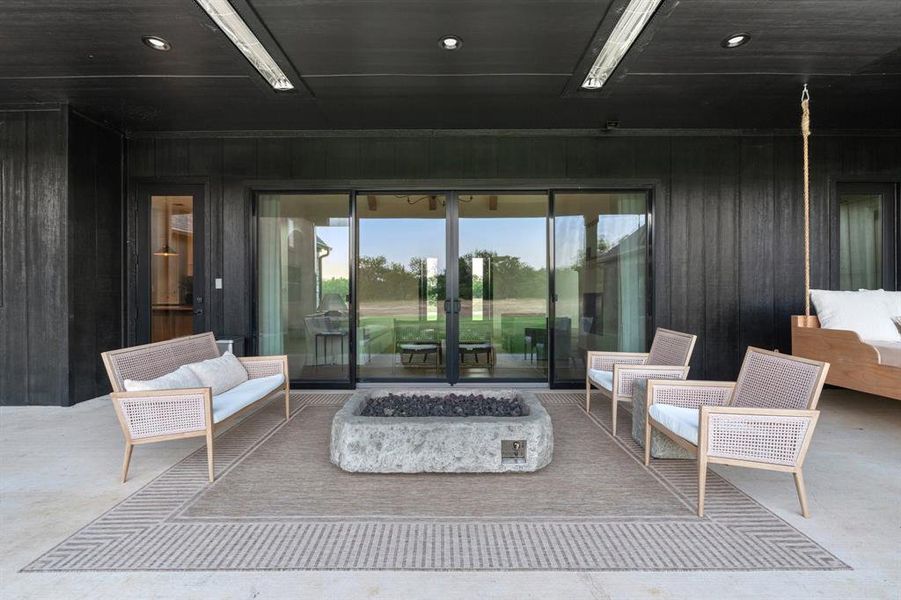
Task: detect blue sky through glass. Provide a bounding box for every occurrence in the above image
[321,210,645,280]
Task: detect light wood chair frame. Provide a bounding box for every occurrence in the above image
[102,333,290,483]
[585,328,697,435]
[643,347,829,517]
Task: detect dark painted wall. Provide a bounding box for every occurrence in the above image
[67,110,124,403]
[0,107,68,405]
[116,133,894,381]
[0,106,123,406]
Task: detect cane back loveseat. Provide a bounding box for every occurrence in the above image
[102,333,289,483]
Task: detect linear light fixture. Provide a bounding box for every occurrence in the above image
[582,0,664,89]
[194,0,295,91]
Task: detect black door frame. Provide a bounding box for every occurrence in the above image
[353,189,457,384]
[248,179,659,389]
[548,188,655,387]
[452,190,552,385]
[250,190,356,389]
[833,181,899,291]
[135,183,207,344]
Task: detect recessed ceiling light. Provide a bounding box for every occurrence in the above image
[721,33,751,48]
[439,35,462,51]
[142,35,171,51]
[581,0,664,90]
[194,0,295,91]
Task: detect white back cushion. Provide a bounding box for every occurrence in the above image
[186,351,249,395]
[123,364,203,392]
[810,289,901,342]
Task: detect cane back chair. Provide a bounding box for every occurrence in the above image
[586,328,697,435]
[644,347,829,517]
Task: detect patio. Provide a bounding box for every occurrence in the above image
[2,388,899,597]
[2,0,901,598]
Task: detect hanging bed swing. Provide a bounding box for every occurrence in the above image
[790,86,901,401]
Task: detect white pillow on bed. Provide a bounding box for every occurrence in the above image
[856,289,901,313]
[123,365,204,392]
[810,289,901,342]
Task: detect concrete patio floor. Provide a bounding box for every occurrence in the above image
[2,388,899,600]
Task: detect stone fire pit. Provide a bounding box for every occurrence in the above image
[330,389,553,473]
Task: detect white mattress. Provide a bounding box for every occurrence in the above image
[864,340,901,368]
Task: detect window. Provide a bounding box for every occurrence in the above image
[837,183,898,291]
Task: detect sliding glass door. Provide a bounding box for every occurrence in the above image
[457,194,548,381]
[551,191,650,385]
[257,193,351,384]
[356,193,448,380]
[256,188,651,387]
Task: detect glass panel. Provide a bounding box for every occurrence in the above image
[839,193,883,290]
[553,192,649,383]
[151,195,195,342]
[356,194,447,379]
[257,194,350,382]
[458,194,548,380]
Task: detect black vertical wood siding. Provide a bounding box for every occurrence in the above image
[0,107,123,406]
[1,108,68,405]
[125,133,900,381]
[67,110,124,403]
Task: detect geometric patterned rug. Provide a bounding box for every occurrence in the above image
[24,392,849,572]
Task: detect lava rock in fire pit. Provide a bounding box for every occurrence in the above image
[360,393,526,418]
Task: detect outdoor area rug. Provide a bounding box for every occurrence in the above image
[24,392,848,571]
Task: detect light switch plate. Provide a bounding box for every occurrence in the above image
[215,278,223,289]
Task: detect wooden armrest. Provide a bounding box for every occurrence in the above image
[111,387,212,400]
[646,380,735,410]
[586,351,648,371]
[701,406,819,418]
[239,355,290,380]
[613,365,689,397]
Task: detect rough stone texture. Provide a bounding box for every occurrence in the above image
[630,380,695,459]
[360,393,526,417]
[331,389,553,473]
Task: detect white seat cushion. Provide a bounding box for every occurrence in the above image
[864,340,901,368]
[588,369,613,391]
[399,343,438,350]
[460,343,491,351]
[186,351,249,395]
[123,365,203,392]
[212,374,284,423]
[649,404,700,445]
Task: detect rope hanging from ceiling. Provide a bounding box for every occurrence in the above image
[800,84,812,317]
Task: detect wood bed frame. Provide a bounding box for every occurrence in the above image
[791,315,901,401]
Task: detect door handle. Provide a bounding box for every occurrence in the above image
[444,299,451,313]
[193,309,204,315]
[453,298,461,313]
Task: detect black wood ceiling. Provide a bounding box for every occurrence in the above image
[2,0,899,132]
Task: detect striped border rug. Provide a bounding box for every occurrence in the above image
[23,392,848,572]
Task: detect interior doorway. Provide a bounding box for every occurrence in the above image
[136,184,206,344]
